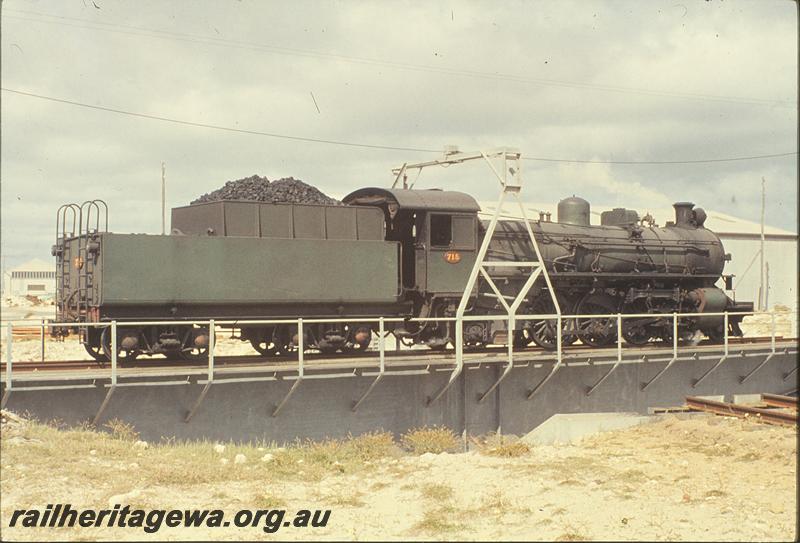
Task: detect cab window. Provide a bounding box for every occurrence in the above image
[430,214,452,247]
[452,216,476,250]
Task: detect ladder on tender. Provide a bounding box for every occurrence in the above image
[54,201,108,331]
[76,201,108,331]
[55,204,79,322]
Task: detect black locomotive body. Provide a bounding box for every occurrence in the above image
[53,187,752,361]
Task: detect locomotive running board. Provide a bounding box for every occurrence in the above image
[391,148,561,407]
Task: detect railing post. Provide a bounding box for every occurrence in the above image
[298,318,304,376]
[2,324,13,409]
[208,319,215,383]
[557,314,562,367]
[586,313,623,396]
[641,312,678,391]
[724,312,729,357]
[93,321,118,425]
[111,321,118,386]
[770,312,776,353]
[40,319,46,362]
[271,318,303,417]
[740,311,778,384]
[673,312,678,360]
[352,318,385,412]
[184,319,215,423]
[478,316,515,403]
[692,312,729,388]
[427,316,463,406]
[527,315,563,400]
[379,317,385,373]
[7,323,13,390]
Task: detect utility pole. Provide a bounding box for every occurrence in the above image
[758,176,766,311]
[161,162,166,235]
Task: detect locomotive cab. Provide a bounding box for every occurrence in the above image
[342,187,480,297]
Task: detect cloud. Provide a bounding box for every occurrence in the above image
[0,0,796,271]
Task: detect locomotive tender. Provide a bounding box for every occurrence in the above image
[53,188,752,361]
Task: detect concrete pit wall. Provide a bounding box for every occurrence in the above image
[1,348,797,444]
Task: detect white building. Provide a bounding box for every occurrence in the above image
[2,258,57,298]
[478,200,798,314]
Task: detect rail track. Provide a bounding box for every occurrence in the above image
[1,334,791,374]
[761,393,798,410]
[686,395,798,427]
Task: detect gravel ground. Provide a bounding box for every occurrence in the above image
[0,412,795,541]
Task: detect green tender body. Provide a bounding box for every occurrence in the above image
[98,234,399,304]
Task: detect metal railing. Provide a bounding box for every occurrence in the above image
[0,310,796,420]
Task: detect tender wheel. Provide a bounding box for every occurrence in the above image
[249,328,278,356]
[100,326,140,362]
[250,338,279,356]
[524,294,577,351]
[272,324,298,355]
[179,326,210,361]
[83,342,110,362]
[575,293,619,347]
[343,325,373,352]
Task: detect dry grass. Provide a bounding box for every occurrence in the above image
[2,412,796,541]
[401,426,460,454]
[1,421,398,489]
[419,482,453,501]
[253,492,287,509]
[324,491,366,507]
[555,520,590,541]
[411,509,463,536]
[103,419,140,442]
[478,490,511,513]
[478,433,531,457]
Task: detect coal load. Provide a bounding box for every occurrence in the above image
[191,175,341,205]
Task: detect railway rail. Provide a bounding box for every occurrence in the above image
[761,393,798,410]
[686,395,798,427]
[1,334,789,374]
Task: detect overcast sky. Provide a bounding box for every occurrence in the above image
[1,0,797,270]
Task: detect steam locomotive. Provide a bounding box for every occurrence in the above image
[53,188,752,361]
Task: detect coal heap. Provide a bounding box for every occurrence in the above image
[191,175,341,206]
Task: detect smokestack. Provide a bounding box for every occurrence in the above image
[673,202,695,227]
